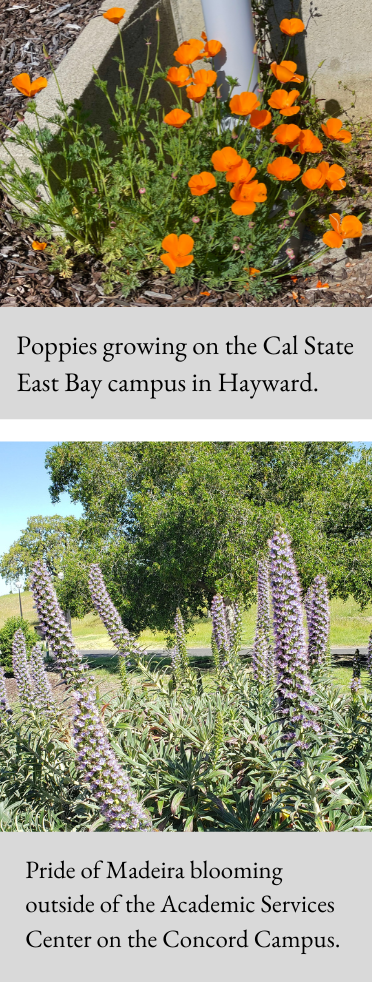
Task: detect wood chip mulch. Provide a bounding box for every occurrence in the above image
[1,0,372,307]
[3,665,120,710]
[0,0,103,139]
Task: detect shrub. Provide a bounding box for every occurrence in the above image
[0,8,364,298]
[0,617,39,673]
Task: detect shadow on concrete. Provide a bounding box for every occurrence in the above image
[268,0,308,76]
[47,0,179,189]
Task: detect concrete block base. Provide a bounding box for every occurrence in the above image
[0,0,191,183]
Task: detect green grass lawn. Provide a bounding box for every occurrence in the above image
[1,592,368,695]
[82,655,369,696]
[1,589,372,651]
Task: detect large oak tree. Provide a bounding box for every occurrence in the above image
[2,442,372,632]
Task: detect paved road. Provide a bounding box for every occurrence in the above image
[78,646,369,660]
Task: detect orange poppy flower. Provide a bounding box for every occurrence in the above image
[229,91,259,116]
[273,123,301,145]
[211,147,241,171]
[188,171,217,196]
[249,108,272,129]
[166,66,191,88]
[230,180,267,215]
[322,212,363,248]
[321,118,352,144]
[301,167,326,190]
[268,88,300,115]
[203,39,222,58]
[318,161,346,191]
[270,60,304,84]
[279,17,305,35]
[31,240,47,250]
[248,267,261,276]
[193,69,217,87]
[102,7,125,24]
[267,157,301,181]
[163,108,191,127]
[225,159,257,183]
[186,82,208,103]
[12,73,48,97]
[174,38,205,65]
[294,129,323,153]
[161,233,194,274]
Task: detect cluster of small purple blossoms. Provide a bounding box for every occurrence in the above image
[30,561,88,689]
[304,585,313,633]
[73,689,151,830]
[88,565,142,681]
[30,644,54,714]
[30,560,148,829]
[172,608,191,683]
[12,628,34,710]
[211,594,231,669]
[367,630,372,678]
[228,601,243,661]
[0,664,11,716]
[253,558,273,684]
[307,575,330,668]
[269,528,320,743]
[350,675,362,694]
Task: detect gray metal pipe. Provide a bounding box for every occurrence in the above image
[200,0,258,99]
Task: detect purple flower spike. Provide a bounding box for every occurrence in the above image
[211,595,242,670]
[172,608,191,683]
[88,565,142,689]
[269,528,319,742]
[30,561,88,689]
[30,644,54,714]
[367,630,372,678]
[253,558,273,683]
[229,601,243,660]
[211,594,229,662]
[308,575,330,668]
[0,665,10,715]
[350,675,362,695]
[12,628,34,710]
[304,585,313,632]
[73,689,151,831]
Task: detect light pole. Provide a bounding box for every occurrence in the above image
[15,582,23,619]
[200,0,258,99]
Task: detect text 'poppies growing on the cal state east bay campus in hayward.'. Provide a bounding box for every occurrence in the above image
[14,334,354,401]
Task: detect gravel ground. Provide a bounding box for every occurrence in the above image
[1,0,372,308]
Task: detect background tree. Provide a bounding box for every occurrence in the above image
[2,442,372,634]
[0,515,83,587]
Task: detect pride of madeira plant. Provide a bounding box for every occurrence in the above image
[2,528,372,831]
[0,7,365,297]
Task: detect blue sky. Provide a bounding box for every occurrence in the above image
[0,443,82,595]
[0,441,370,597]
